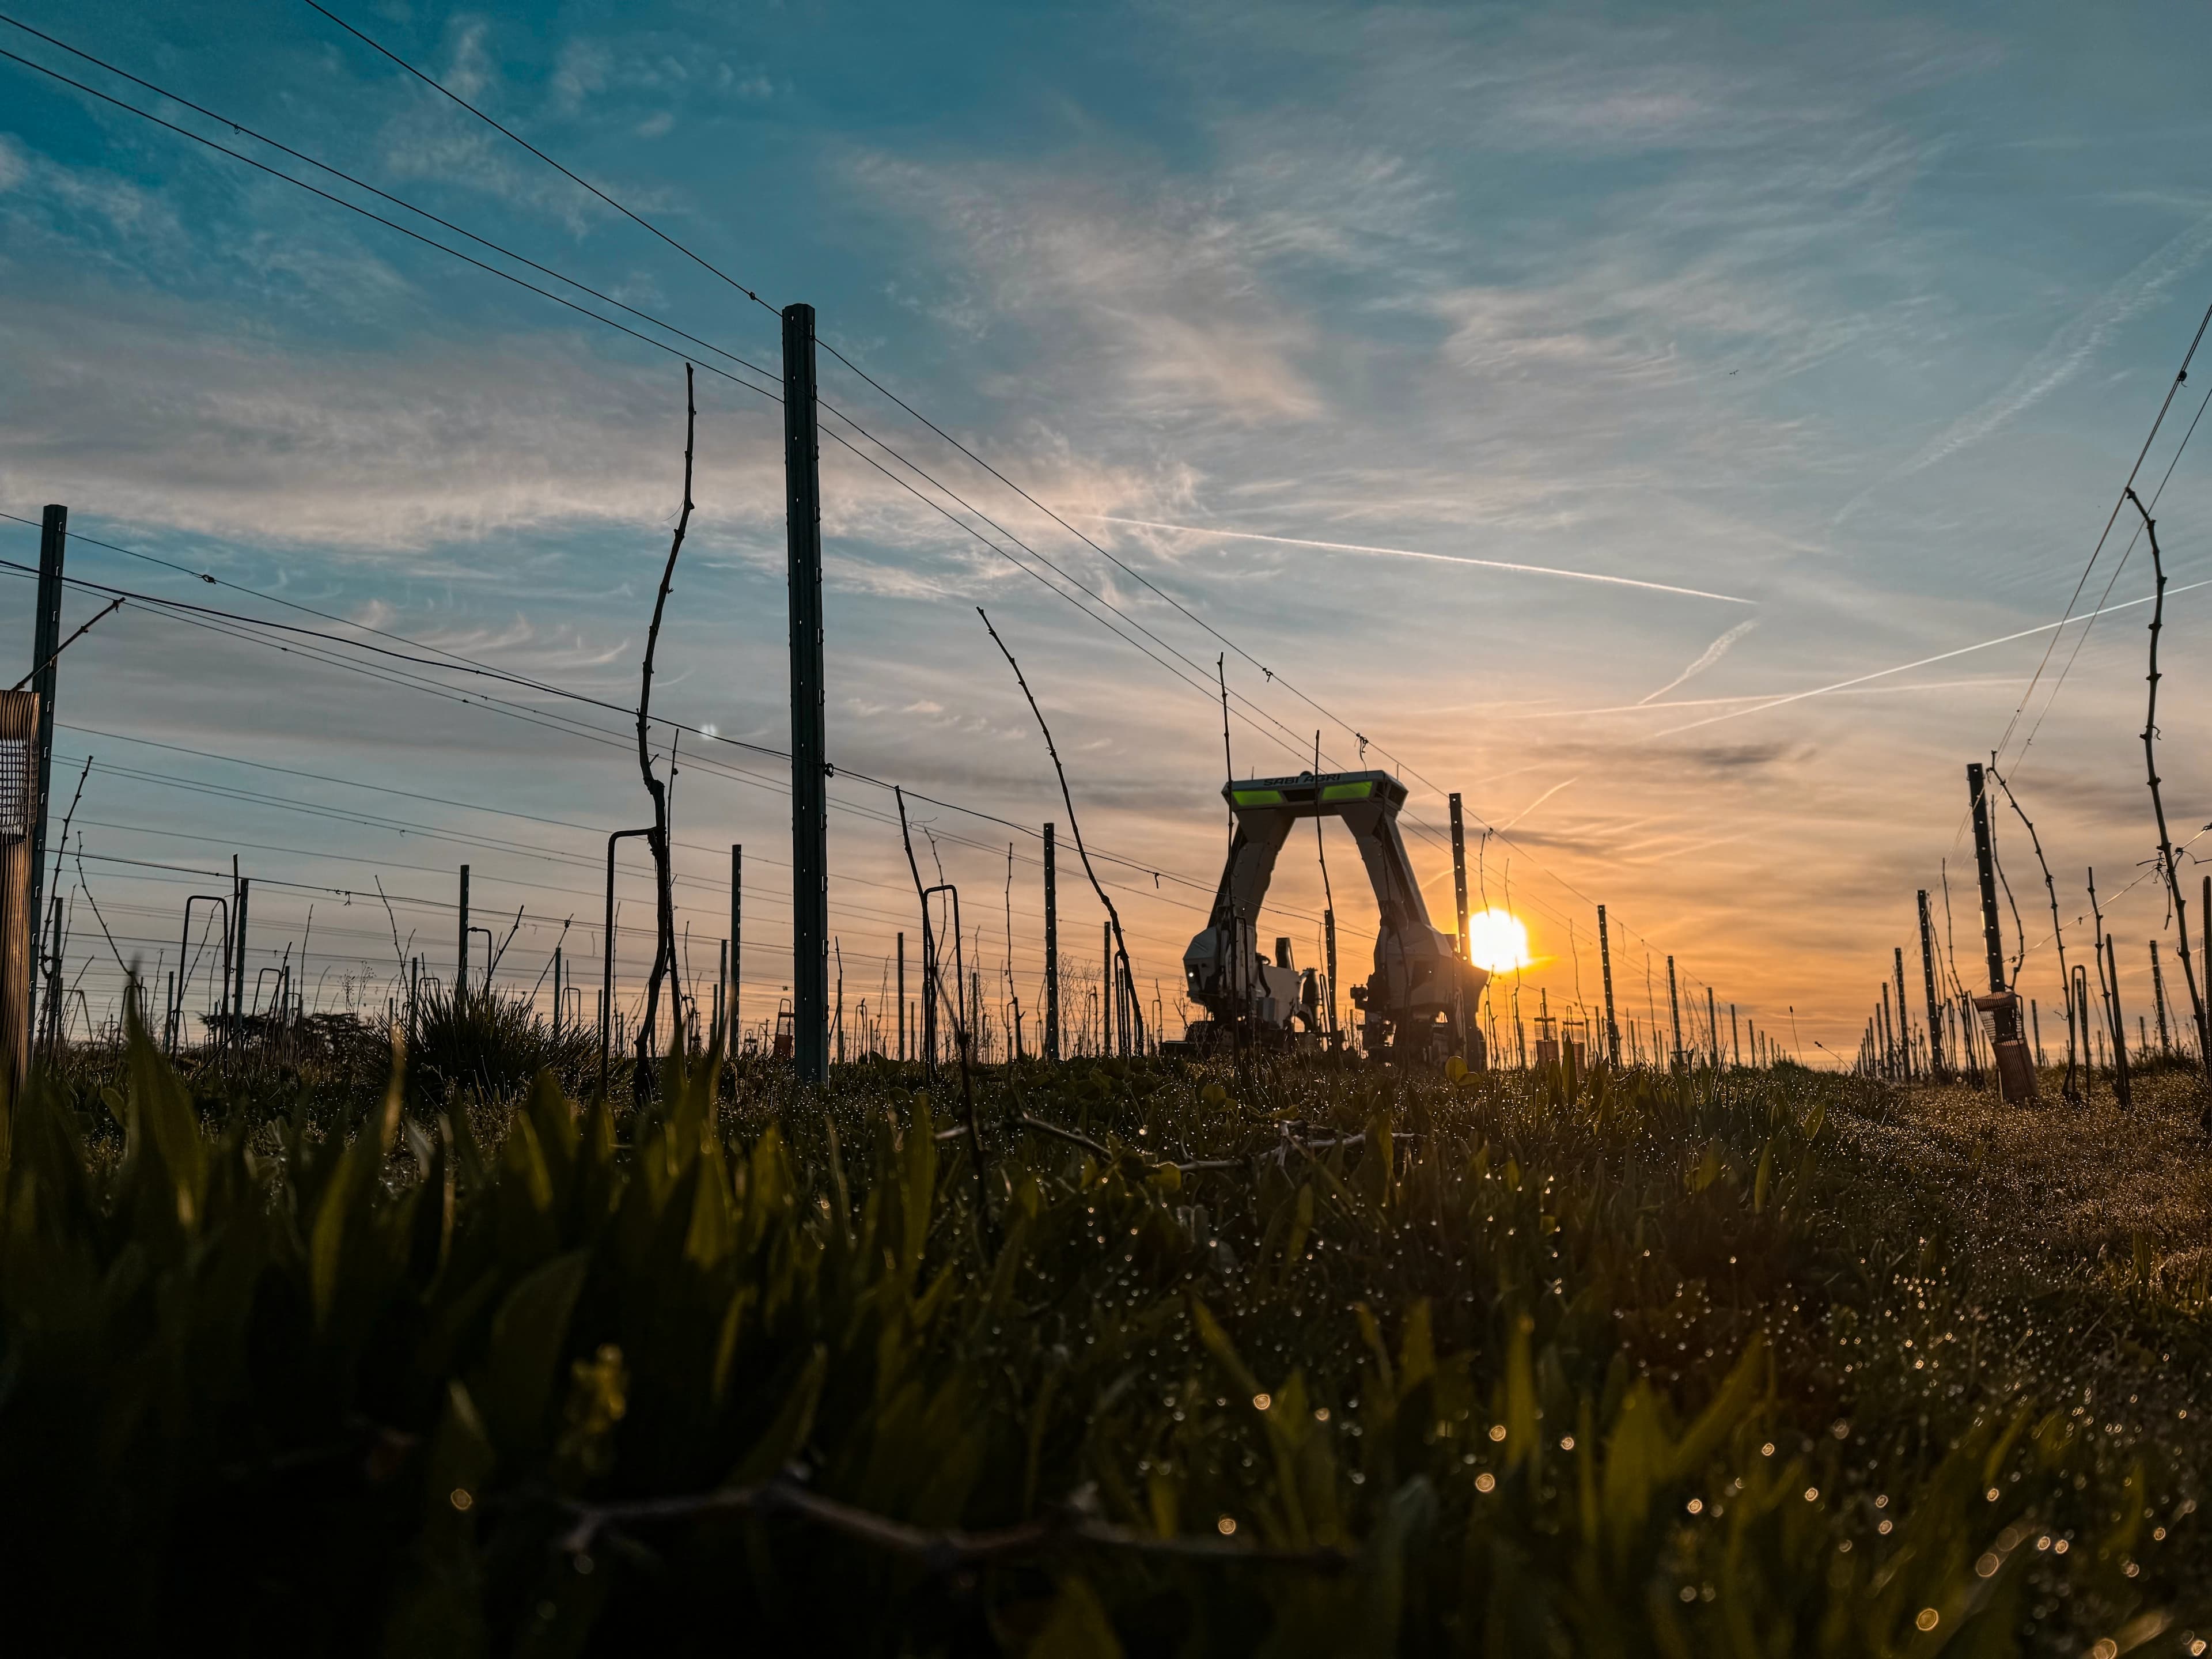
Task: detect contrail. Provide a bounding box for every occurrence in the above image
[1895,215,2212,482]
[1497,776,1580,831]
[1638,618,1758,704]
[1088,516,1755,605]
[1650,579,2210,738]
[1836,211,2212,522]
[1514,675,2028,721]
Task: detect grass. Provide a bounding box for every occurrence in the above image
[0,1014,2205,1657]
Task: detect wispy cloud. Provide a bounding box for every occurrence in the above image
[853,154,1322,423]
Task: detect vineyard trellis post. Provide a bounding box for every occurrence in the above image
[1892,948,1912,1081]
[1917,892,1946,1080]
[2105,932,2133,1107]
[1966,763,2035,1101]
[1666,956,1682,1070]
[1987,764,2074,1099]
[2150,941,2172,1057]
[601,828,651,1098]
[1449,792,1471,1062]
[457,863,470,997]
[1044,823,1059,1060]
[2072,963,2093,1097]
[785,306,830,1085]
[24,506,65,953]
[743,844,752,1052]
[729,843,741,1051]
[1597,904,1619,1066]
[231,866,249,1055]
[2088,867,2130,1109]
[1323,907,1339,1050]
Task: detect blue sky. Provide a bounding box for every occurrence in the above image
[6,0,2212,1059]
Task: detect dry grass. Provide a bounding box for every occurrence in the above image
[1842,1069,2212,1295]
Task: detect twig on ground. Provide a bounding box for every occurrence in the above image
[1005,1113,1384,1176]
[556,1474,1351,1573]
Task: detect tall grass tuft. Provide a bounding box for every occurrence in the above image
[410,980,598,1102]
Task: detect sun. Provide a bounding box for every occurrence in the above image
[1461,907,1531,974]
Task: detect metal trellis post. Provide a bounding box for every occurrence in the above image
[784,303,829,1084]
[24,506,65,948]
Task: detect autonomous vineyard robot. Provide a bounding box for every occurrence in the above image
[1173,770,1487,1063]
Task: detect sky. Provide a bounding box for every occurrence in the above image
[6,0,2212,1064]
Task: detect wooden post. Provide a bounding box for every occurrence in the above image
[729,844,741,1048]
[1917,891,1946,1079]
[232,872,250,1049]
[1043,823,1059,1060]
[1892,947,1913,1081]
[38,895,62,1055]
[1597,904,1619,1065]
[2105,930,2132,1108]
[1,690,36,1091]
[2150,940,2172,1056]
[1323,907,1339,1047]
[897,931,906,1062]
[1449,792,1471,1060]
[1103,920,1115,1057]
[1666,956,1683,1069]
[601,827,650,1097]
